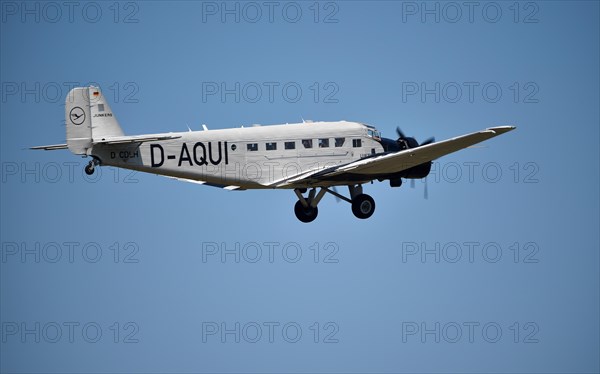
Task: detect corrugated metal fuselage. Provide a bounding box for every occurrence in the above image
[92,121,386,189]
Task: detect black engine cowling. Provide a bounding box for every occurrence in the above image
[401,161,432,179]
[378,126,435,182]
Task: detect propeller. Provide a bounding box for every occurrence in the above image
[420,137,435,146]
[332,186,341,203]
[396,126,435,148]
[396,127,433,200]
[410,178,429,200]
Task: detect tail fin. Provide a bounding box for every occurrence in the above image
[65,86,124,155]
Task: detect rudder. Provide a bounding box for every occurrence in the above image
[65,86,125,155]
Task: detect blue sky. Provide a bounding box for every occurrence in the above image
[1,1,599,372]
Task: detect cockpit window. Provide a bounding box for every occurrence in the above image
[367,129,381,139]
[302,139,313,149]
[335,138,345,147]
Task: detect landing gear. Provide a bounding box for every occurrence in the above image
[351,194,376,219]
[293,187,327,223]
[84,161,94,175]
[294,200,319,223]
[347,184,375,219]
[292,184,377,222]
[84,158,100,175]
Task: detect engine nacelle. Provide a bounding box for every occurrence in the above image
[401,161,432,179]
[377,135,432,181]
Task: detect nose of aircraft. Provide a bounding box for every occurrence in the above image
[379,137,401,152]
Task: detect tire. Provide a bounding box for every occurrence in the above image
[294,200,318,223]
[351,194,375,219]
[84,164,94,175]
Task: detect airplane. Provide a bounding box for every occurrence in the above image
[32,86,515,222]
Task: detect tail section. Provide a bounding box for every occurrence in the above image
[33,86,179,153]
[65,86,124,155]
[65,87,91,154]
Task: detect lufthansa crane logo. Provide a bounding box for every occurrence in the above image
[69,107,85,125]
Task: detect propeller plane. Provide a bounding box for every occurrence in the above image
[32,86,516,222]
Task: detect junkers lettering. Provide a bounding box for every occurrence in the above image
[150,142,229,167]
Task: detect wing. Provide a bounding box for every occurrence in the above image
[165,176,243,190]
[272,126,515,187]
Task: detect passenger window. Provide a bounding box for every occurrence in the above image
[266,142,277,151]
[318,138,330,148]
[335,138,345,147]
[352,139,362,148]
[285,141,296,150]
[302,139,313,149]
[247,143,258,151]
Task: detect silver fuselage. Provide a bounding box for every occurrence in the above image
[93,121,385,189]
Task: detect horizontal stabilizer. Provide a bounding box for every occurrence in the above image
[30,143,68,151]
[93,134,181,145]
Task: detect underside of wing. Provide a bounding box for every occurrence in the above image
[166,176,244,190]
[274,126,515,187]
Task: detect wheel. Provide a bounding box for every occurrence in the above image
[294,200,318,223]
[84,163,95,175]
[351,194,375,219]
